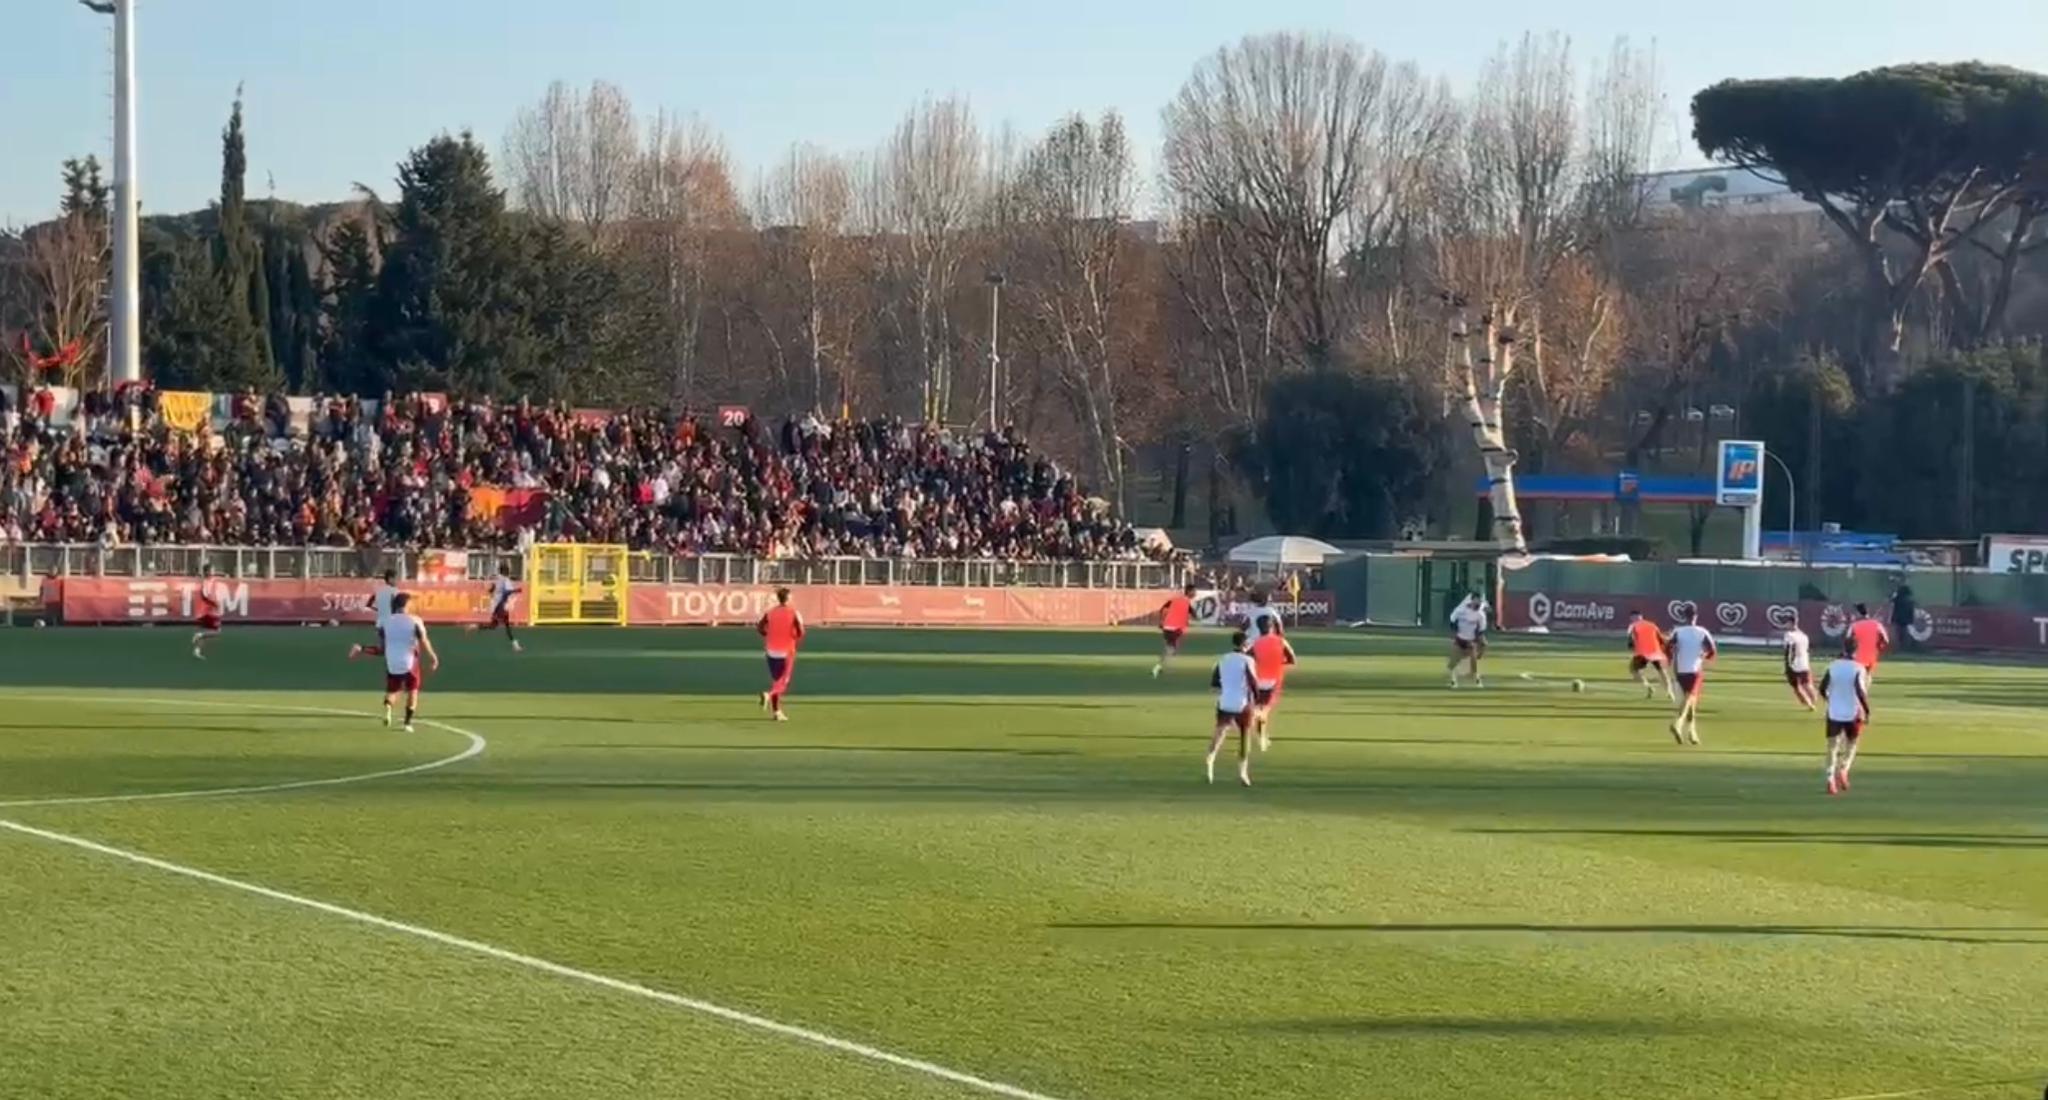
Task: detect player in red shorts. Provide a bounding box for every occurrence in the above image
[349,592,440,732]
[1665,605,1716,745]
[1248,628,1297,752]
[191,565,225,660]
[1818,638,1872,795]
[464,563,523,652]
[1152,581,1198,678]
[757,587,804,721]
[1205,630,1259,787]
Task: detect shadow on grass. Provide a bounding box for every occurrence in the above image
[560,743,1080,757]
[1249,1015,1719,1038]
[1468,826,2048,849]
[1051,920,2048,945]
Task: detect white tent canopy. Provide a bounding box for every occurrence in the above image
[1226,535,1344,567]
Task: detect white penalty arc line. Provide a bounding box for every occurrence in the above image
[0,818,1071,1100]
[0,696,486,809]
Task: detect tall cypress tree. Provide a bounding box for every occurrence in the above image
[215,88,276,388]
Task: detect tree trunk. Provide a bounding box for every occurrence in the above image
[1452,309,1527,553]
[1170,441,1191,529]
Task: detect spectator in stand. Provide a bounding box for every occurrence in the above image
[0,391,1157,561]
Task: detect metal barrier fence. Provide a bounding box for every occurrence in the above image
[0,543,1186,591]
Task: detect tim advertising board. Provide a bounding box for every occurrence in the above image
[1984,535,2048,575]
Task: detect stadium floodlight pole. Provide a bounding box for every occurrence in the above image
[1762,448,1798,559]
[79,0,141,386]
[985,272,1005,430]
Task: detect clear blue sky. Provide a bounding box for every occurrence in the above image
[4,0,2045,225]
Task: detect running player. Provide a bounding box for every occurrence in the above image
[1781,614,1817,710]
[1848,603,1890,678]
[1667,605,1716,745]
[1818,639,1872,795]
[1248,628,1297,752]
[1626,609,1673,700]
[372,569,399,639]
[1243,591,1283,643]
[349,592,439,732]
[1448,593,1487,689]
[757,587,804,721]
[191,566,225,660]
[464,563,523,652]
[1152,581,1198,678]
[1205,630,1258,787]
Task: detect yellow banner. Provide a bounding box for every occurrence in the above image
[160,391,213,433]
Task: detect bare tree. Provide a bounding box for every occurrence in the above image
[1162,31,1454,419]
[624,110,743,401]
[1006,111,1150,509]
[505,80,641,248]
[1431,35,1660,551]
[753,144,853,412]
[504,81,581,223]
[875,97,982,423]
[3,212,108,390]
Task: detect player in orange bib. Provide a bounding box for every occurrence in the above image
[1625,610,1674,700]
[1152,582,1198,678]
[1848,604,1890,677]
[757,587,805,721]
[1248,629,1297,752]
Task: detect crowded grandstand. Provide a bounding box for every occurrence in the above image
[0,382,1153,560]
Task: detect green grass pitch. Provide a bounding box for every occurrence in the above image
[0,625,2043,1100]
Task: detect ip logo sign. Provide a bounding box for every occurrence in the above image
[1716,440,1764,506]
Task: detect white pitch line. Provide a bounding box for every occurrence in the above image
[0,697,486,808]
[0,818,1071,1100]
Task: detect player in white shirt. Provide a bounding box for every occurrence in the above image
[1243,592,1284,644]
[1205,631,1260,787]
[348,592,440,732]
[1666,606,1716,745]
[1780,617,1817,710]
[1818,640,1873,796]
[372,569,399,633]
[464,563,523,652]
[1447,594,1488,688]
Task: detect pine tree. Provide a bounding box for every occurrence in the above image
[215,88,277,388]
[369,133,532,395]
[141,233,247,389]
[318,218,380,393]
[60,157,109,225]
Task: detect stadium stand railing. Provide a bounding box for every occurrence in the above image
[0,543,1186,591]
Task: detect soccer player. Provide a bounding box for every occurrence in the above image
[1243,590,1283,643]
[372,569,399,638]
[1781,615,1817,710]
[757,587,804,721]
[1666,605,1716,745]
[1152,581,1197,678]
[465,563,523,652]
[349,592,439,732]
[1849,603,1891,678]
[1205,630,1259,787]
[191,566,225,660]
[1818,639,1873,795]
[1626,609,1673,700]
[1248,628,1297,752]
[1447,593,1488,689]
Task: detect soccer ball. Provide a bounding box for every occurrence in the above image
[1571,678,1585,693]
